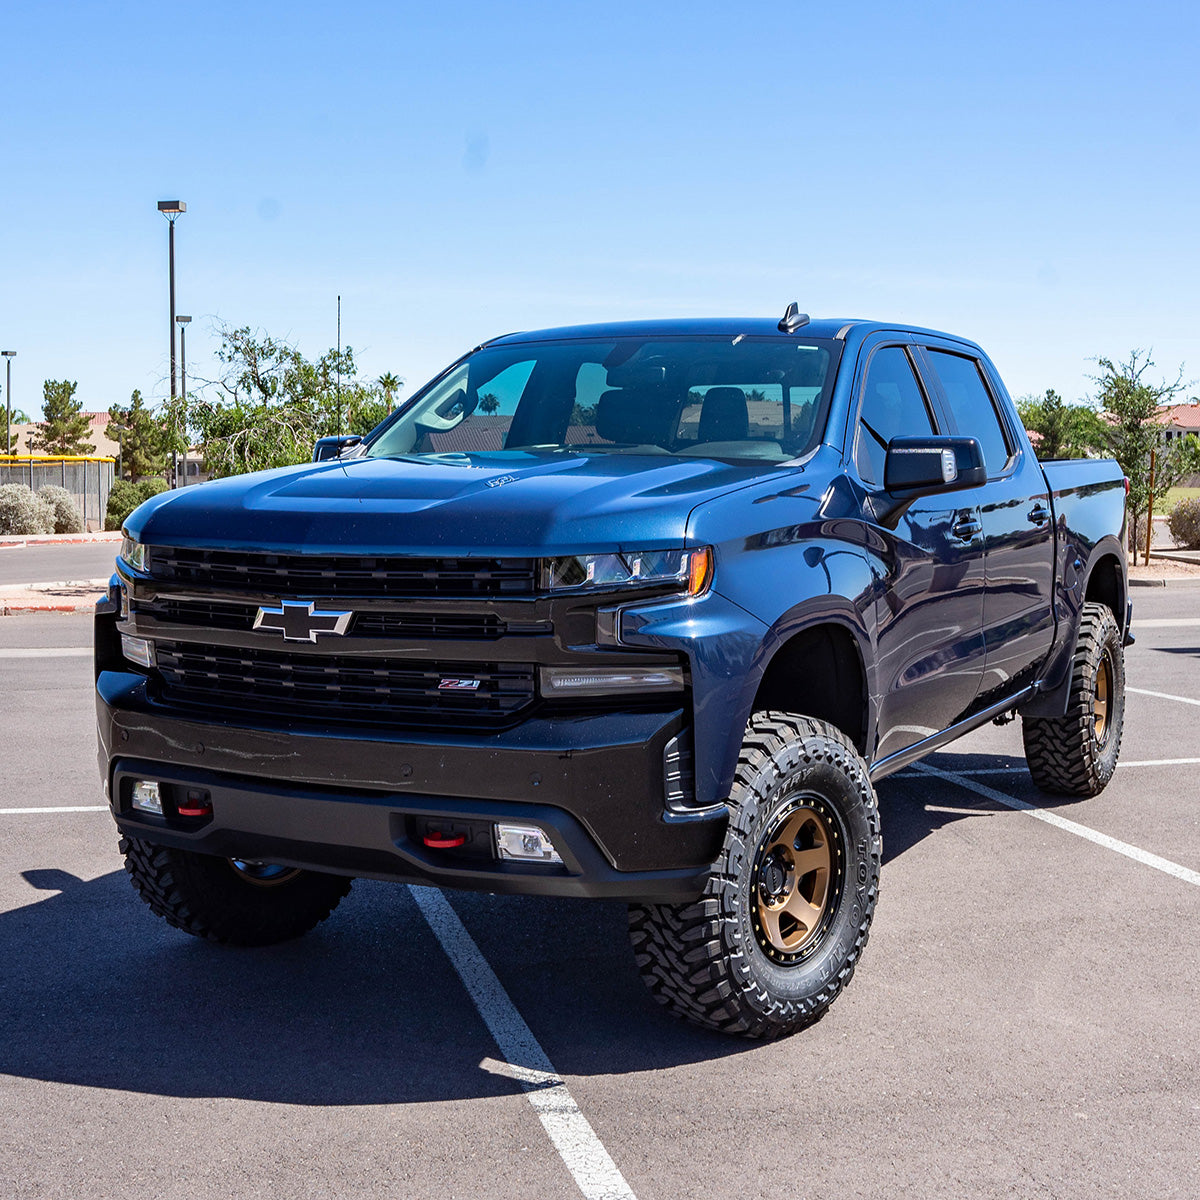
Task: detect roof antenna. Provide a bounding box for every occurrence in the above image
[778,301,810,333]
[336,294,342,444]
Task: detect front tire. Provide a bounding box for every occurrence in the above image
[1022,601,1125,797]
[629,713,881,1039]
[120,836,352,946]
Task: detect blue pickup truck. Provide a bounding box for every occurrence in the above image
[96,309,1129,1038]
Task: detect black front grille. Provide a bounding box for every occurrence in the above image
[135,599,514,640]
[149,548,538,598]
[153,641,536,728]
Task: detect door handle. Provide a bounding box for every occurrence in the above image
[951,515,982,541]
[1028,503,1051,526]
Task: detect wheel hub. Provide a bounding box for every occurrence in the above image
[1093,649,1113,744]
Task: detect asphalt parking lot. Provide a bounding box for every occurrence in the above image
[2,589,1198,1200]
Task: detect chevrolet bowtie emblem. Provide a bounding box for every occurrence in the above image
[253,601,353,642]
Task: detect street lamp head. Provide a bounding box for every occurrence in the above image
[158,200,186,220]
[176,315,192,325]
[0,351,15,358]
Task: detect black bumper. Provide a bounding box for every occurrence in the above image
[97,670,727,902]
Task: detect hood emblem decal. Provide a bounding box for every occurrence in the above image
[253,601,353,643]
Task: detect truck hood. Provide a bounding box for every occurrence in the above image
[127,451,784,555]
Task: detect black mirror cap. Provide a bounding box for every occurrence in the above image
[884,436,986,496]
[313,434,363,462]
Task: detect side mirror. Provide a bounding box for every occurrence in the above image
[884,436,986,497]
[313,434,363,462]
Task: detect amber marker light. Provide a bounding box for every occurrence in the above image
[686,547,713,596]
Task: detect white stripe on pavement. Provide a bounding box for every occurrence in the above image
[1133,618,1200,628]
[0,806,108,814]
[409,886,637,1200]
[0,648,91,658]
[911,763,1200,887]
[900,757,1200,779]
[1128,686,1200,708]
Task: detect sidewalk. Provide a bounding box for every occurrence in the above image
[0,531,122,549]
[0,579,110,614]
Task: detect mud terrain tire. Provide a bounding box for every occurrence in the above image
[629,713,881,1039]
[120,836,352,946]
[1023,601,1125,797]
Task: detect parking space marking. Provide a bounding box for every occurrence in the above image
[912,763,1200,887]
[0,805,108,814]
[1128,686,1200,708]
[409,886,637,1200]
[902,757,1200,779]
[1133,618,1200,628]
[0,648,91,658]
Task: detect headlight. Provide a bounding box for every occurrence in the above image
[543,547,712,595]
[119,534,149,573]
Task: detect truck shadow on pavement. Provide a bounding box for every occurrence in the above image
[1,748,1050,1103]
[0,865,754,1104]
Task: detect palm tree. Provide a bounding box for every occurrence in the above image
[378,372,404,409]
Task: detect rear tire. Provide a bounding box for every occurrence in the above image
[1022,601,1125,797]
[120,836,352,946]
[628,713,881,1039]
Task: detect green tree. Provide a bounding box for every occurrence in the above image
[106,389,168,481]
[187,324,392,477]
[1091,351,1200,556]
[30,380,94,455]
[478,392,500,415]
[1016,388,1107,460]
[377,372,404,408]
[3,408,31,454]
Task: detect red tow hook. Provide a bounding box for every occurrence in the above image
[422,830,467,849]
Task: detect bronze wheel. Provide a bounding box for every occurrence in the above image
[1093,647,1114,745]
[751,797,842,964]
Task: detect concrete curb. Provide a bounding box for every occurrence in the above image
[0,578,110,615]
[0,532,122,547]
[1129,577,1200,588]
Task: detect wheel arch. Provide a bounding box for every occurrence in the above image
[749,617,872,756]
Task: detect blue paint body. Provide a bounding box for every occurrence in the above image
[105,317,1128,891]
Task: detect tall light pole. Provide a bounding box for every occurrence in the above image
[1,351,15,457]
[158,201,185,485]
[176,315,191,486]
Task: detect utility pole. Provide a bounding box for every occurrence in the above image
[158,201,186,484]
[1,351,14,456]
[177,315,192,486]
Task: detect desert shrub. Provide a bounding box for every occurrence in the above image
[36,485,85,534]
[1167,496,1200,549]
[0,484,55,535]
[105,476,169,531]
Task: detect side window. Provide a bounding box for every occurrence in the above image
[926,350,1011,477]
[854,346,937,486]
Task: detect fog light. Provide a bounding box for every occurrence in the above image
[495,823,563,864]
[121,634,155,668]
[131,781,163,815]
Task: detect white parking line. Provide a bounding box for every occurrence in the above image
[409,886,637,1200]
[0,647,91,658]
[906,757,1200,777]
[0,806,108,814]
[911,763,1200,887]
[1128,686,1200,708]
[1133,618,1200,628]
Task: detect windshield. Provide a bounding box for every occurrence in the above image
[366,336,840,463]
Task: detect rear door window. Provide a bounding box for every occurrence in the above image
[854,346,938,486]
[925,350,1012,477]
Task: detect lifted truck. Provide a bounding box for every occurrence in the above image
[96,308,1129,1038]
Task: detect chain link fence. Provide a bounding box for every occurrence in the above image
[0,457,116,532]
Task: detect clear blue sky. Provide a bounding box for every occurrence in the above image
[2,0,1198,420]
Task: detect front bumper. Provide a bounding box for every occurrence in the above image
[97,668,727,902]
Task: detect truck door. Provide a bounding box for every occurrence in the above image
[920,346,1055,699]
[850,341,987,762]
